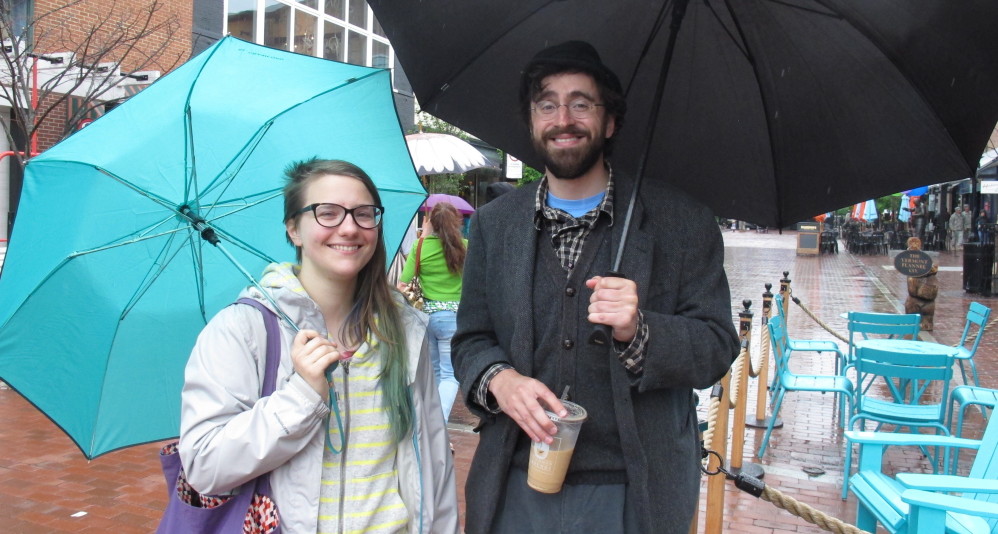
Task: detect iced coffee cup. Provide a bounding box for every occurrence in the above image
[527,400,588,494]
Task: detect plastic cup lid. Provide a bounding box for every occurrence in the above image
[546,400,587,424]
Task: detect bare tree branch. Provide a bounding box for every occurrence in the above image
[1,0,185,169]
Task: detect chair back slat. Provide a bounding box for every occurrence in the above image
[847,311,921,363]
[852,344,953,429]
[959,301,992,354]
[968,411,998,529]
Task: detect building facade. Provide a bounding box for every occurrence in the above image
[1,0,412,240]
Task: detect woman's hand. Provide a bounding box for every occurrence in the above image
[290,329,341,400]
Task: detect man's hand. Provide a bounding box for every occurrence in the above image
[586,275,639,342]
[489,369,566,443]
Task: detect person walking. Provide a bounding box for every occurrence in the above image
[399,201,468,422]
[934,206,949,251]
[179,158,459,534]
[452,41,739,534]
[976,209,991,244]
[950,205,966,251]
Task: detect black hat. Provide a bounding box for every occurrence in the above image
[522,41,622,95]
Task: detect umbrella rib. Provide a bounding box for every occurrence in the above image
[719,0,789,228]
[808,0,971,171]
[415,3,556,108]
[198,69,388,212]
[93,167,184,213]
[701,0,750,60]
[621,1,673,97]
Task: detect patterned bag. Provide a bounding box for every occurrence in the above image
[156,298,282,534]
[403,238,425,310]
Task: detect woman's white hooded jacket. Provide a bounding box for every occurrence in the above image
[178,263,459,533]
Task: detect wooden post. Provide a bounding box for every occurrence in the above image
[747,284,781,430]
[728,301,765,481]
[779,271,792,320]
[704,380,730,534]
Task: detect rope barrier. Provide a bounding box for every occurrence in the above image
[748,322,768,378]
[790,296,850,343]
[701,447,872,534]
[760,485,871,534]
[726,347,748,408]
[701,390,722,453]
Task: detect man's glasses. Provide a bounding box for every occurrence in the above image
[297,203,384,229]
[531,99,604,119]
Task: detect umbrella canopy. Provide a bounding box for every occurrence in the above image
[420,193,475,215]
[369,0,998,228]
[405,132,492,176]
[0,36,425,459]
[863,199,879,222]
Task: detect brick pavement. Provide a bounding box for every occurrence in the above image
[1,231,995,532]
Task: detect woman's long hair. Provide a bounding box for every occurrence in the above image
[283,158,412,442]
[429,202,466,274]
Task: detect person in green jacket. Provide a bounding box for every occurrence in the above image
[400,201,468,421]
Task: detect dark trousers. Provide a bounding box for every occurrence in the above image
[491,468,644,534]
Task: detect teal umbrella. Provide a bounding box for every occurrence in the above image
[0,36,425,459]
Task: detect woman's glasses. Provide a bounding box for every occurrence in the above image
[297,203,384,229]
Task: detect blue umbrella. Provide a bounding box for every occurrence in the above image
[0,36,425,459]
[863,199,879,221]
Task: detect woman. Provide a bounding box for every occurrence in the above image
[179,158,458,533]
[399,202,467,422]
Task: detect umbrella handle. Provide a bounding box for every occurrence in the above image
[587,270,624,346]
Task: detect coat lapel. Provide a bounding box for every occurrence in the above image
[612,176,654,305]
[504,185,540,376]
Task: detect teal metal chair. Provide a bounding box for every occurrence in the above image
[952,302,991,387]
[846,410,998,533]
[842,343,955,499]
[948,385,998,474]
[757,315,853,458]
[772,293,845,377]
[845,311,922,388]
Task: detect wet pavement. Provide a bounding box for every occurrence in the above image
[1,231,995,532]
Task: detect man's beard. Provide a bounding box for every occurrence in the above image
[533,126,605,180]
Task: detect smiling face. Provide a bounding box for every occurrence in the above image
[286,174,378,288]
[529,72,616,180]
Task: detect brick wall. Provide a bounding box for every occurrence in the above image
[24,0,194,150]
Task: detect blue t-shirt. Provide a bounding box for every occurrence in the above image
[547,191,605,218]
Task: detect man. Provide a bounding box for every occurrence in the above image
[950,205,965,251]
[452,41,740,534]
[911,197,925,240]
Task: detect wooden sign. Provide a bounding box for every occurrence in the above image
[894,249,933,277]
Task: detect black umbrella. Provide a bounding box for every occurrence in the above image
[369,0,998,229]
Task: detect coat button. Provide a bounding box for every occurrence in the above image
[562,339,574,350]
[565,287,576,297]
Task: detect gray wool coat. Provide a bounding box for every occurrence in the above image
[453,175,740,534]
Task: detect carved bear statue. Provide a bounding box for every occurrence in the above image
[903,237,938,331]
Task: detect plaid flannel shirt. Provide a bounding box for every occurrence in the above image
[473,170,649,412]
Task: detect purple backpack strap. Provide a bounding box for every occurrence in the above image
[236,298,281,396]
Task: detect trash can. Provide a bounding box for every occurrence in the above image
[963,242,995,296]
[796,222,820,255]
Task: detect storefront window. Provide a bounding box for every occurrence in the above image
[372,40,388,69]
[294,8,317,55]
[324,0,344,18]
[348,0,367,28]
[227,0,256,42]
[263,0,291,50]
[323,21,344,61]
[347,29,365,65]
